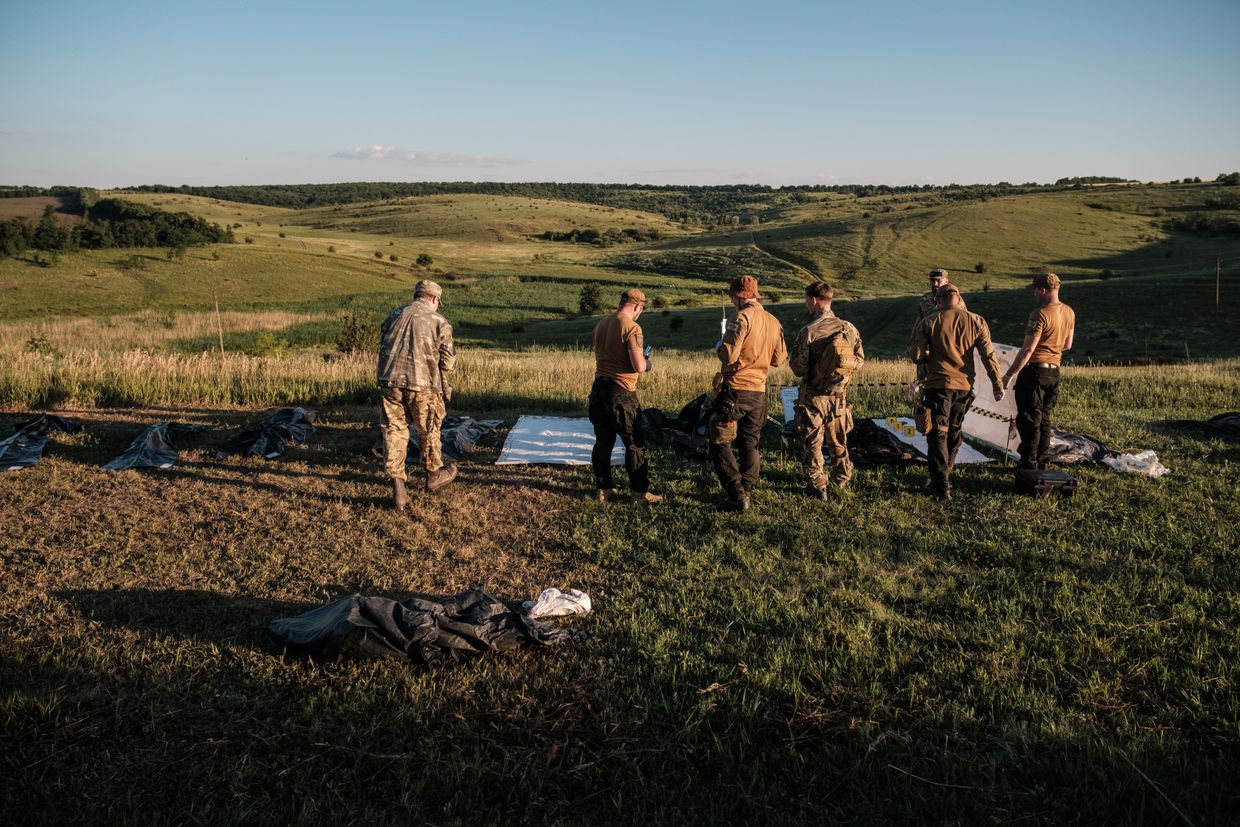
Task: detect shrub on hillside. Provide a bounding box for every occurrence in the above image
[578,282,606,316]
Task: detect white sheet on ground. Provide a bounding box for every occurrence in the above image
[874,417,992,464]
[496,416,623,465]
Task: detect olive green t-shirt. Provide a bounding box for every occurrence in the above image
[1026,302,1076,366]
[593,313,644,392]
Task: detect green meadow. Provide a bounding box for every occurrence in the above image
[2,181,1237,823]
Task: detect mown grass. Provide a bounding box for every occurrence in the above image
[2,360,1237,824]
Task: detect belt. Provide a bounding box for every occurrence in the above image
[1029,363,1059,370]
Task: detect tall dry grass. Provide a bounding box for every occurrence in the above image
[0,310,331,355]
[3,341,1235,417]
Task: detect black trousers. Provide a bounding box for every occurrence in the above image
[588,377,649,493]
[709,389,768,498]
[925,387,973,491]
[1015,365,1061,469]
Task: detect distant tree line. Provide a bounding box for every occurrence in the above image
[1054,176,1135,186]
[0,197,233,259]
[118,180,1067,225]
[540,226,662,246]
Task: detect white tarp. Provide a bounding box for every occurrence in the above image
[963,342,1020,458]
[781,386,989,463]
[495,416,624,465]
[873,417,992,464]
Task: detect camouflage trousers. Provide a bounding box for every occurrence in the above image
[380,387,445,480]
[794,392,853,489]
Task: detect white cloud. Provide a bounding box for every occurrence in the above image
[332,145,523,166]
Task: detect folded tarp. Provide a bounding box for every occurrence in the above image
[269,589,582,664]
[0,414,82,471]
[410,415,502,463]
[496,416,623,465]
[216,407,316,460]
[103,423,211,470]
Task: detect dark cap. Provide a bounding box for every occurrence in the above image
[929,268,949,280]
[415,280,443,299]
[1032,272,1061,290]
[729,275,760,300]
[620,288,647,306]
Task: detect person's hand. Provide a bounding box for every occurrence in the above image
[644,356,653,372]
[993,387,1006,402]
[442,387,453,404]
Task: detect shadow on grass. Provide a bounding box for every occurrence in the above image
[56,588,314,649]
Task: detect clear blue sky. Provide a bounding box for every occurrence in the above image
[2,0,1237,187]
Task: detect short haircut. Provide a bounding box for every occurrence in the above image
[805,281,833,300]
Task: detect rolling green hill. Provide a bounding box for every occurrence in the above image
[1,183,1236,362]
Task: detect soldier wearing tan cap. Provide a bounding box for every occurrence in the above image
[908,283,1004,500]
[589,288,661,504]
[710,275,787,512]
[377,279,458,510]
[1002,272,1076,469]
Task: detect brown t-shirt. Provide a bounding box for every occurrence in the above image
[593,312,644,392]
[1026,302,1075,366]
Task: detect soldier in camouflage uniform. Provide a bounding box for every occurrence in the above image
[790,281,865,498]
[377,280,457,510]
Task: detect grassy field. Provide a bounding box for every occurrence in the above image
[2,357,1237,823]
[2,182,1238,823]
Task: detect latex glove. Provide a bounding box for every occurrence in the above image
[720,317,728,337]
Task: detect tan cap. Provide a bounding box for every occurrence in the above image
[620,288,647,306]
[415,280,443,299]
[929,268,949,280]
[1032,272,1061,290]
[729,275,760,300]
[938,283,961,297]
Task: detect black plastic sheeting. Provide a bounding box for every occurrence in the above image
[217,407,316,460]
[1164,412,1240,443]
[102,423,211,471]
[371,415,503,463]
[1045,430,1111,464]
[269,589,582,664]
[0,414,82,471]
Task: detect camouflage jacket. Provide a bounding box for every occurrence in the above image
[790,311,865,396]
[377,300,456,392]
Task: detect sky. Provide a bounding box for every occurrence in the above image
[2,0,1237,188]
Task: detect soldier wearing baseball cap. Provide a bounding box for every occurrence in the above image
[709,275,788,512]
[908,283,1004,500]
[589,287,661,504]
[1002,272,1076,469]
[376,279,458,510]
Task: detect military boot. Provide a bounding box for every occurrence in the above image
[594,487,618,503]
[631,491,663,504]
[391,478,410,512]
[427,463,459,493]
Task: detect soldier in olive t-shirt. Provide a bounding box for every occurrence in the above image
[1002,272,1076,469]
